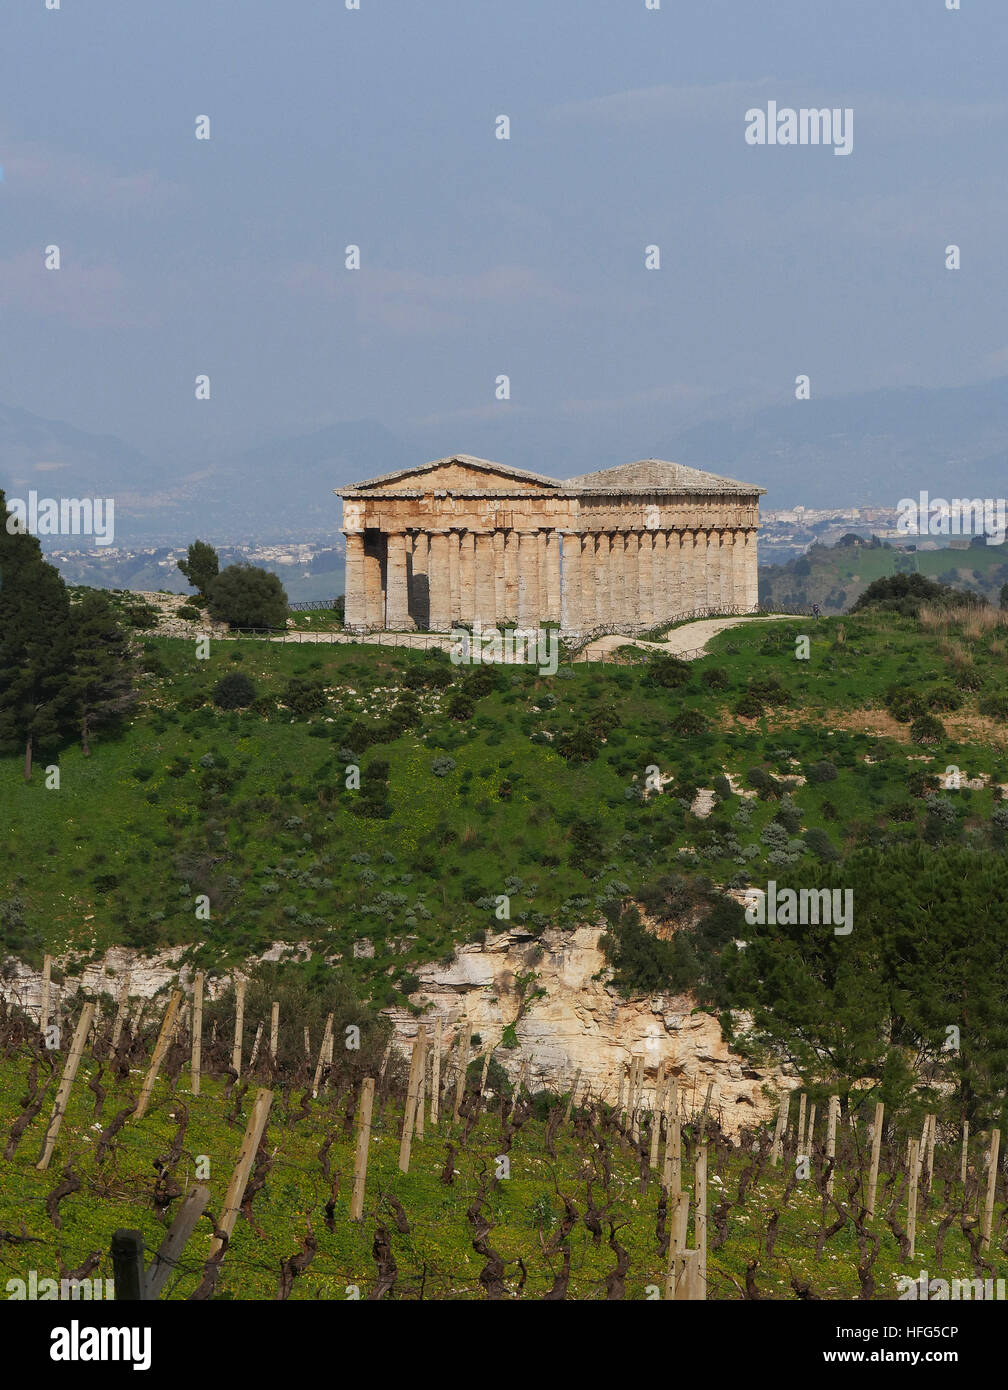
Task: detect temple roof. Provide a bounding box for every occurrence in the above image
[565,459,764,496]
[341,454,562,494]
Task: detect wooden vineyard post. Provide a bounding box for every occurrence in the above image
[565,1067,583,1126]
[771,1090,789,1165]
[924,1113,936,1194]
[981,1128,1000,1252]
[350,1077,375,1222]
[430,1017,443,1125]
[663,1190,690,1299]
[130,1000,145,1039]
[825,1095,839,1197]
[452,1022,472,1124]
[508,1057,529,1122]
[630,1056,644,1143]
[312,1013,334,1098]
[796,1093,807,1157]
[270,1001,279,1060]
[866,1102,884,1219]
[36,1002,95,1172]
[111,972,131,1051]
[231,977,246,1080]
[478,1047,492,1101]
[144,1185,210,1300]
[40,953,52,1033]
[907,1135,921,1259]
[210,1088,274,1257]
[399,1028,426,1173]
[649,1062,666,1170]
[249,1021,263,1071]
[697,1081,713,1147]
[805,1102,817,1158]
[303,1026,311,1061]
[617,1065,627,1127]
[135,990,183,1121]
[960,1119,969,1186]
[663,1079,681,1194]
[190,972,203,1096]
[414,1030,426,1141]
[695,1143,708,1300]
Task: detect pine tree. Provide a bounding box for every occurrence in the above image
[177,539,219,599]
[68,591,137,755]
[0,489,76,779]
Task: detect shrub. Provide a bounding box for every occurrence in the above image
[213,672,257,709]
[910,713,945,745]
[645,655,692,689]
[207,563,288,629]
[282,677,327,715]
[121,599,160,628]
[803,827,839,862]
[701,667,730,691]
[672,709,708,737]
[176,604,203,622]
[978,693,1008,720]
[886,688,925,723]
[431,756,456,777]
[735,692,765,719]
[927,685,963,712]
[806,759,838,783]
[555,728,600,762]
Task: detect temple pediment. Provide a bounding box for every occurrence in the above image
[342,454,561,496]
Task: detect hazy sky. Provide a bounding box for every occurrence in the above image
[3,0,1007,471]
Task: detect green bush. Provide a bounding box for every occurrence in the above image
[910,713,945,745]
[213,672,257,709]
[207,563,288,629]
[806,760,838,783]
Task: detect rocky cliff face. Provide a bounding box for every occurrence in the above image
[2,927,784,1137]
[385,924,785,1136]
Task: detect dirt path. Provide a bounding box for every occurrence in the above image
[576,614,795,662]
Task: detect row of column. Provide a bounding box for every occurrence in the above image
[344,526,758,634]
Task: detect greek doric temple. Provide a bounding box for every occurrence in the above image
[337,455,764,637]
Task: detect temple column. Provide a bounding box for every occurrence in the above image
[448,529,461,623]
[595,533,611,628]
[384,530,413,630]
[459,531,476,625]
[504,530,519,620]
[343,531,365,630]
[537,531,548,623]
[692,529,707,616]
[706,529,721,612]
[364,531,385,629]
[637,530,654,628]
[560,530,582,636]
[610,532,625,628]
[545,529,562,624]
[720,529,735,611]
[730,529,744,610]
[428,530,451,631]
[667,530,682,619]
[624,531,640,628]
[517,530,540,626]
[580,532,597,632]
[493,529,506,622]
[651,530,668,624]
[474,531,496,627]
[745,529,759,610]
[409,531,430,629]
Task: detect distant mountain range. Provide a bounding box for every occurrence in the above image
[4,375,1008,548]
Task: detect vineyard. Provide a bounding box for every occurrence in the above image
[1,986,1005,1302]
